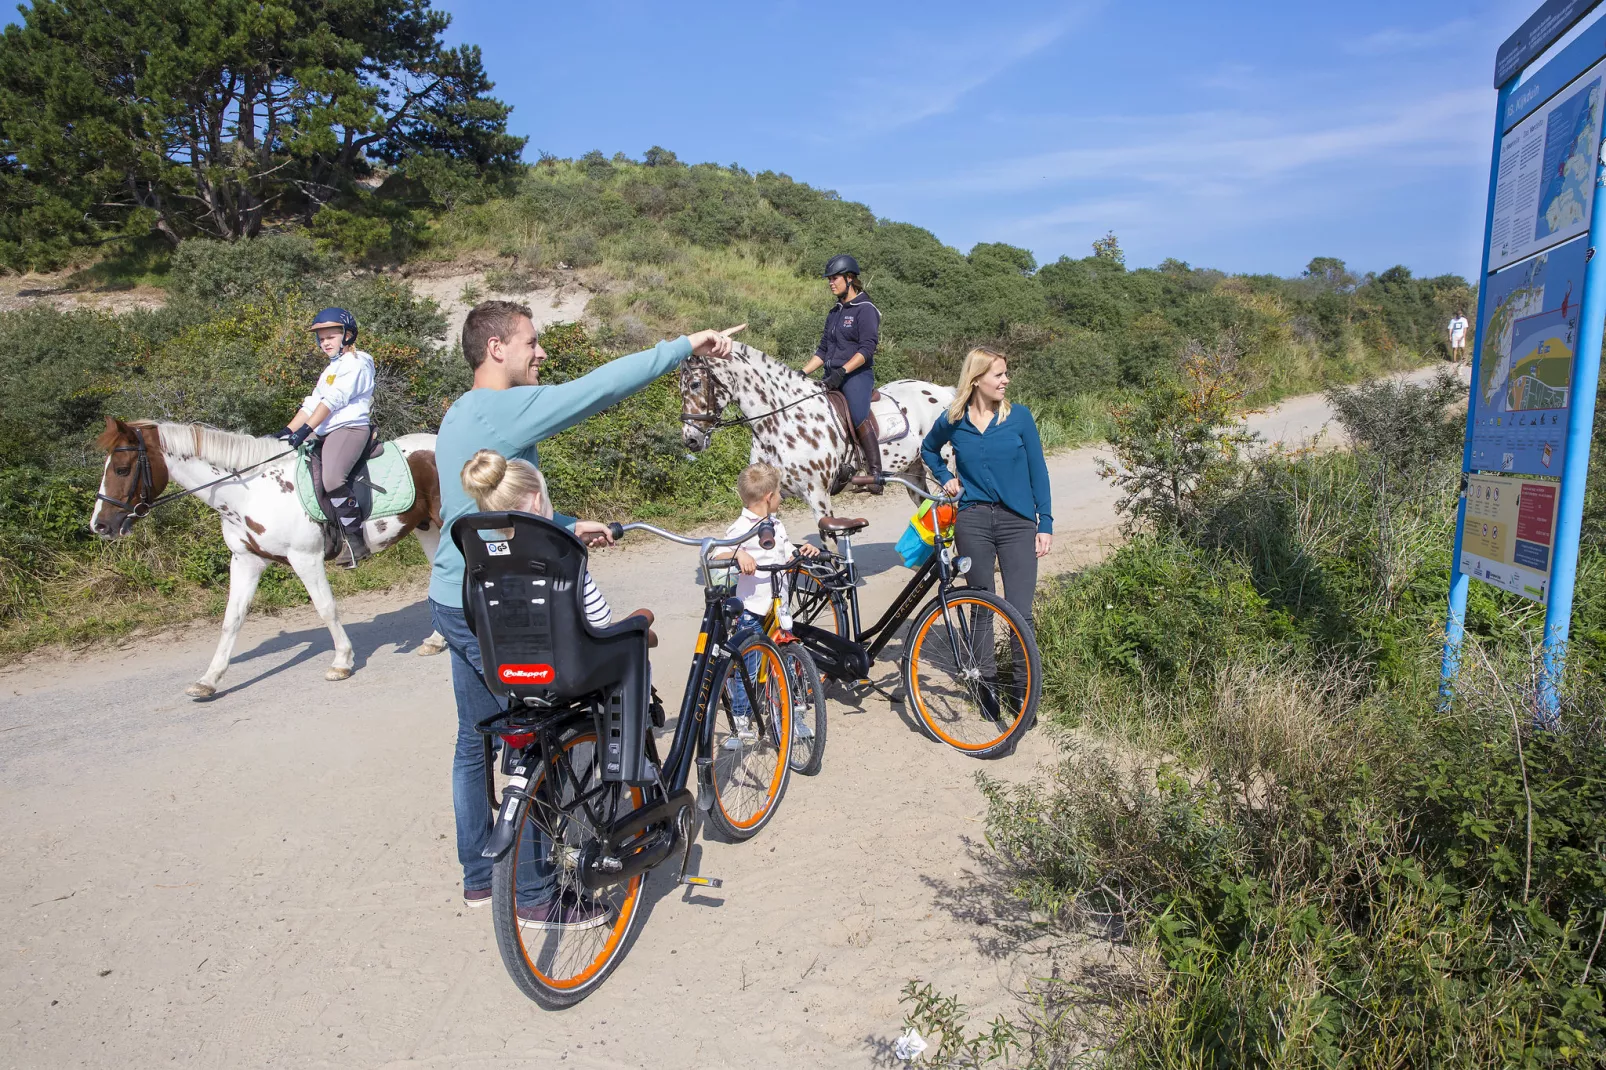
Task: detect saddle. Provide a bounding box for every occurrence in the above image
[823,389,910,445]
[295,430,417,549]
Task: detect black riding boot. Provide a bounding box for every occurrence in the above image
[328,487,370,569]
[850,418,883,494]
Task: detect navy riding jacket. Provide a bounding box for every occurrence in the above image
[814,292,880,371]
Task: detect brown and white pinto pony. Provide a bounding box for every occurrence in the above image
[679,342,954,518]
[90,418,445,698]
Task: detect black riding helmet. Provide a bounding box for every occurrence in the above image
[309,307,358,347]
[822,253,861,278]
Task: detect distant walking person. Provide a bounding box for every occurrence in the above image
[1448,309,1470,364]
[802,254,883,494]
[920,347,1052,623]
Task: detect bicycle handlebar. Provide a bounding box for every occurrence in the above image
[606,517,776,555]
[878,473,957,504]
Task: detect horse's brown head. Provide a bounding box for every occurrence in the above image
[679,355,734,453]
[90,417,170,536]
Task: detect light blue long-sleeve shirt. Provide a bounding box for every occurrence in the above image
[428,336,694,607]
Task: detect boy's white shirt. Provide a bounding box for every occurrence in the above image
[302,348,376,434]
[724,506,793,618]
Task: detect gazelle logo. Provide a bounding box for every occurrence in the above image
[498,663,555,685]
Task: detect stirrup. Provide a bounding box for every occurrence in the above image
[828,463,855,495]
[336,532,371,570]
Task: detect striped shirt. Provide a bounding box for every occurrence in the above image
[581,571,611,628]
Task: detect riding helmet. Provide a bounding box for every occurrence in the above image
[309,307,358,346]
[822,254,861,278]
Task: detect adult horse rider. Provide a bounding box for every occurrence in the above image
[274,307,375,568]
[802,254,883,495]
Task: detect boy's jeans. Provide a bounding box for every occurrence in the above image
[725,611,765,720]
[429,599,555,905]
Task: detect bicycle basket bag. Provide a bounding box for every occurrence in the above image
[452,511,652,784]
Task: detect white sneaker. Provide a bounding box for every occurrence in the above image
[723,717,755,750]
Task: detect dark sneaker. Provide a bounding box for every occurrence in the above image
[463,886,492,908]
[517,890,610,930]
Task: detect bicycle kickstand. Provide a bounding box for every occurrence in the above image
[673,806,724,890]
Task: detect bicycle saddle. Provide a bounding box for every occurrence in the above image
[818,515,869,536]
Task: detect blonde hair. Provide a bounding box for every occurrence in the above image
[737,462,781,506]
[948,347,1011,425]
[460,449,552,518]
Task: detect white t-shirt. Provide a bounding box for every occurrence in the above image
[1448,317,1469,343]
[302,348,376,434]
[723,507,795,618]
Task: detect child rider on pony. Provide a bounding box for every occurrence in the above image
[274,307,377,569]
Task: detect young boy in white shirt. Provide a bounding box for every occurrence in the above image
[715,463,819,745]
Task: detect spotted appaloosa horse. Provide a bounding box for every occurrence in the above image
[679,342,954,518]
[90,418,446,698]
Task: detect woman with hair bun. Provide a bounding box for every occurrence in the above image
[460,449,613,625]
[919,347,1052,623]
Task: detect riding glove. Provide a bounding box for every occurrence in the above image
[822,368,846,391]
[277,425,312,447]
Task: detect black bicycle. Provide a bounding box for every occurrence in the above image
[452,511,793,1008]
[785,474,1042,759]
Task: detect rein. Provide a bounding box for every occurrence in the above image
[680,354,832,431]
[97,425,296,519]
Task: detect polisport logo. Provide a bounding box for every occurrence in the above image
[498,663,555,685]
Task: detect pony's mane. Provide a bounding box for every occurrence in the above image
[726,342,811,384]
[150,421,288,470]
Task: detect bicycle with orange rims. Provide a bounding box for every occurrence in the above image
[785,474,1041,759]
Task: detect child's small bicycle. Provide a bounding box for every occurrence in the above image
[754,560,827,775]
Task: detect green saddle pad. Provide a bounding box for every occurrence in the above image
[295,440,416,523]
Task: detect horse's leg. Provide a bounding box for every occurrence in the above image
[289,550,357,681]
[187,552,269,699]
[411,526,446,656]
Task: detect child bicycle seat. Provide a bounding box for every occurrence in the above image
[452,511,652,784]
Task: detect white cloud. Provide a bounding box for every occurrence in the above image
[851,5,1102,131]
[1344,19,1477,56]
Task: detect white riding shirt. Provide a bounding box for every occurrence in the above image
[724,507,796,619]
[302,348,376,434]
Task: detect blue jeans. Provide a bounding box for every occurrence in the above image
[430,599,554,904]
[726,611,764,719]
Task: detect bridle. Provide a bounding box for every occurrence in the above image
[97,425,294,523]
[679,355,832,434]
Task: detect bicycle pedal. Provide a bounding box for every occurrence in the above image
[682,874,724,889]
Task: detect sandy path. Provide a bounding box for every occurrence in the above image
[0,366,1459,1068]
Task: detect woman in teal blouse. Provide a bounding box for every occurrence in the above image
[920,347,1052,621]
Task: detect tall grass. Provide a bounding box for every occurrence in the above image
[975,376,1606,1066]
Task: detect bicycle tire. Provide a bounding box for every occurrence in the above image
[779,641,827,775]
[704,633,793,840]
[901,589,1040,759]
[490,725,648,1008]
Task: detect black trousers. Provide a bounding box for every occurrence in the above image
[954,503,1039,623]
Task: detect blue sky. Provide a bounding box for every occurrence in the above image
[439,1,1570,280]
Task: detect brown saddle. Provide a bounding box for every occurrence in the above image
[824,388,900,441]
[818,515,869,537]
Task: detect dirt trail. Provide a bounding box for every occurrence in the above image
[0,366,1461,1068]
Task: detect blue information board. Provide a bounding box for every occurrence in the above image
[1445,0,1606,719]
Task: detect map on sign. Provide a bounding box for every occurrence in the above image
[1489,57,1606,271]
[1460,474,1561,603]
[1471,234,1585,475]
[1534,76,1602,241]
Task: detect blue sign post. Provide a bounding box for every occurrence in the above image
[1442,0,1606,723]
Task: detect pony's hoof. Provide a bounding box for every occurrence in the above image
[186,682,216,699]
[416,639,446,657]
[325,666,354,682]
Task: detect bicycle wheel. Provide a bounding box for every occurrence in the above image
[490,726,647,1008]
[705,634,792,840]
[788,562,848,636]
[901,590,1040,759]
[779,641,827,775]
